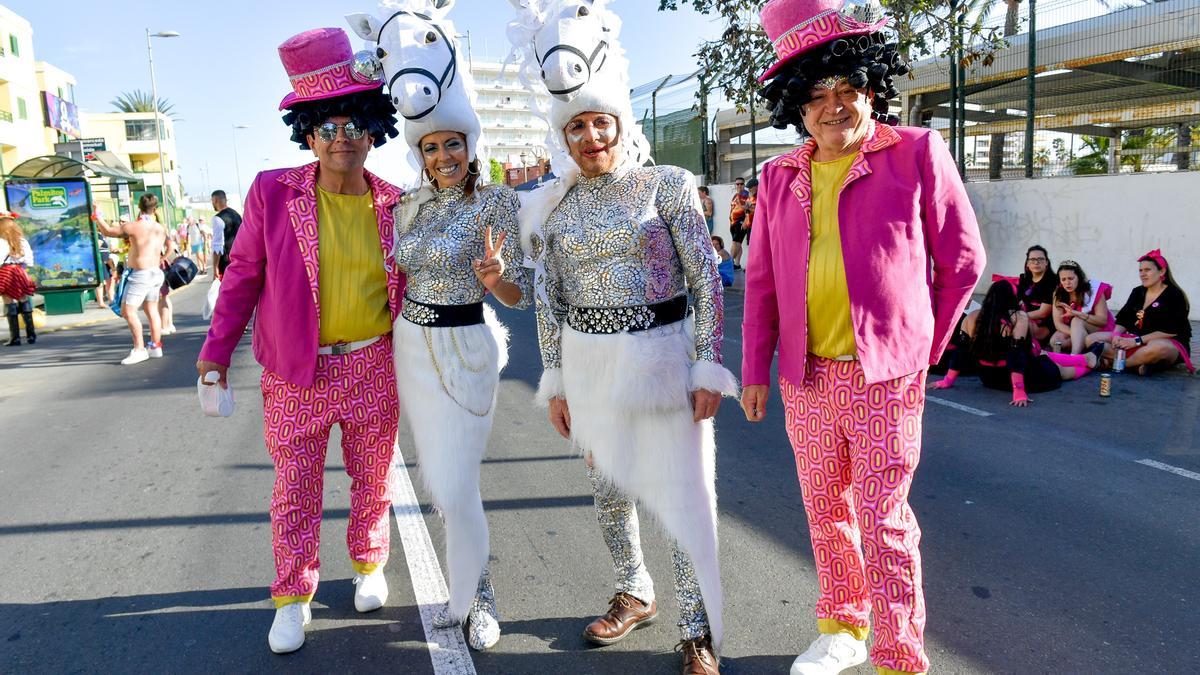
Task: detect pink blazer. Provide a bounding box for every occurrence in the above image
[742,124,985,386]
[198,162,405,388]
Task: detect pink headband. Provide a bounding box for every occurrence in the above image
[1140,248,1168,270]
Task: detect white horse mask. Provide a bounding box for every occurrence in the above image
[506,0,650,176]
[348,0,483,171]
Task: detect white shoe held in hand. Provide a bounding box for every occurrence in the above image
[121,348,149,365]
[268,601,311,654]
[790,632,868,675]
[353,569,388,613]
[197,371,235,417]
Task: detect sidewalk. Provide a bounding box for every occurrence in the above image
[35,275,211,336]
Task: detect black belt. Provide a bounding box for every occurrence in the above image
[566,296,690,334]
[401,297,484,327]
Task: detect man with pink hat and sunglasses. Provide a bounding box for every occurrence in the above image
[196,27,403,654]
[741,1,985,674]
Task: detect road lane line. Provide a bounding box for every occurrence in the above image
[390,444,477,675]
[926,396,993,418]
[1135,458,1200,482]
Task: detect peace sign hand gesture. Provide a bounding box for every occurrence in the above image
[473,224,507,291]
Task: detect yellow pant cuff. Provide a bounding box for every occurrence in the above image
[351,560,383,575]
[817,618,870,641]
[876,669,925,675]
[273,593,314,609]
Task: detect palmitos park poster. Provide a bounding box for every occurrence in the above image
[5,179,98,290]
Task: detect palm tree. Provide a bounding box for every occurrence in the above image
[110,90,177,119]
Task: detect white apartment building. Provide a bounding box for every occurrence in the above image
[0,6,51,173]
[80,111,183,219]
[469,60,550,168]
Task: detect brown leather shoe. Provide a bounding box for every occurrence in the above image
[582,592,657,645]
[678,634,720,674]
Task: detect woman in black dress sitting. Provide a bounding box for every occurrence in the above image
[1086,249,1193,375]
[1017,245,1056,344]
[931,280,1101,407]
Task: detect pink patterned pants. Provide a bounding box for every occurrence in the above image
[261,338,399,602]
[781,357,929,673]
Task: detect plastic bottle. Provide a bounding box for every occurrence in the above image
[197,370,235,417]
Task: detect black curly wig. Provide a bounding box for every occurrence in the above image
[758,33,910,136]
[281,88,400,150]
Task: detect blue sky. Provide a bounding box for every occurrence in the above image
[12,0,722,198]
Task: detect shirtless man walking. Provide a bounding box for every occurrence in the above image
[95,193,171,365]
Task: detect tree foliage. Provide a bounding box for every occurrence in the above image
[658,0,1008,110]
[111,89,178,118]
[489,158,506,185]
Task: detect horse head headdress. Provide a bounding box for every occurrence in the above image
[505,0,651,180]
[347,0,483,171]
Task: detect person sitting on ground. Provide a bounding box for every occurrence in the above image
[1049,260,1112,354]
[931,280,1102,407]
[712,235,734,287]
[1017,244,1056,344]
[94,193,169,365]
[1086,249,1193,376]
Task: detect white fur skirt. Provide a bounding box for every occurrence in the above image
[392,304,510,621]
[560,317,726,650]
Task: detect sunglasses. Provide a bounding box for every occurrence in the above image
[314,121,366,142]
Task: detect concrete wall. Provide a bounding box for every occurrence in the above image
[965,171,1200,318]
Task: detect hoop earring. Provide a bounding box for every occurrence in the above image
[466,161,480,177]
[422,168,435,184]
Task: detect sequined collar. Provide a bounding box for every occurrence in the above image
[432,183,466,202]
[576,162,633,191]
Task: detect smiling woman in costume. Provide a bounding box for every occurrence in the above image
[742,1,986,673]
[349,0,530,651]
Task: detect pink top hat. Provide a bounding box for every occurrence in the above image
[758,0,890,83]
[278,27,384,110]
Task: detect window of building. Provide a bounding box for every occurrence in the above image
[9,35,18,57]
[16,97,26,120]
[125,119,166,141]
[132,159,146,172]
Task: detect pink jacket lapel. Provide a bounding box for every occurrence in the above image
[774,121,903,218]
[364,170,404,319]
[278,163,322,320]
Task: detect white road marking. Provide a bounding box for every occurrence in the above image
[1135,459,1200,483]
[390,444,477,675]
[926,396,993,417]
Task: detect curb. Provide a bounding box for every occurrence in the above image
[35,281,208,336]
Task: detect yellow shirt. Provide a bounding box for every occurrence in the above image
[806,152,858,358]
[316,186,391,345]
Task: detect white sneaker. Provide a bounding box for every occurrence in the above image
[161,325,177,336]
[790,633,868,675]
[268,601,311,654]
[120,348,149,365]
[353,569,388,612]
[148,342,163,358]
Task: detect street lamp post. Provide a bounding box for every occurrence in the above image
[520,150,529,183]
[146,29,179,228]
[231,124,249,203]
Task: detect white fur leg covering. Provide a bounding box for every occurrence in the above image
[561,322,725,651]
[393,316,501,622]
[690,360,740,398]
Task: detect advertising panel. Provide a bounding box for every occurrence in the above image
[4,179,98,290]
[43,92,81,139]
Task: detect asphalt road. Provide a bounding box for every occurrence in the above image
[1,279,1197,674]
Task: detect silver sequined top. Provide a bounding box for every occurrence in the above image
[395,184,531,309]
[531,164,724,369]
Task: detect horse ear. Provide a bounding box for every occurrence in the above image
[428,0,456,17]
[346,12,382,42]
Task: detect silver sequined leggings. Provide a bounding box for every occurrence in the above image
[587,465,710,640]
